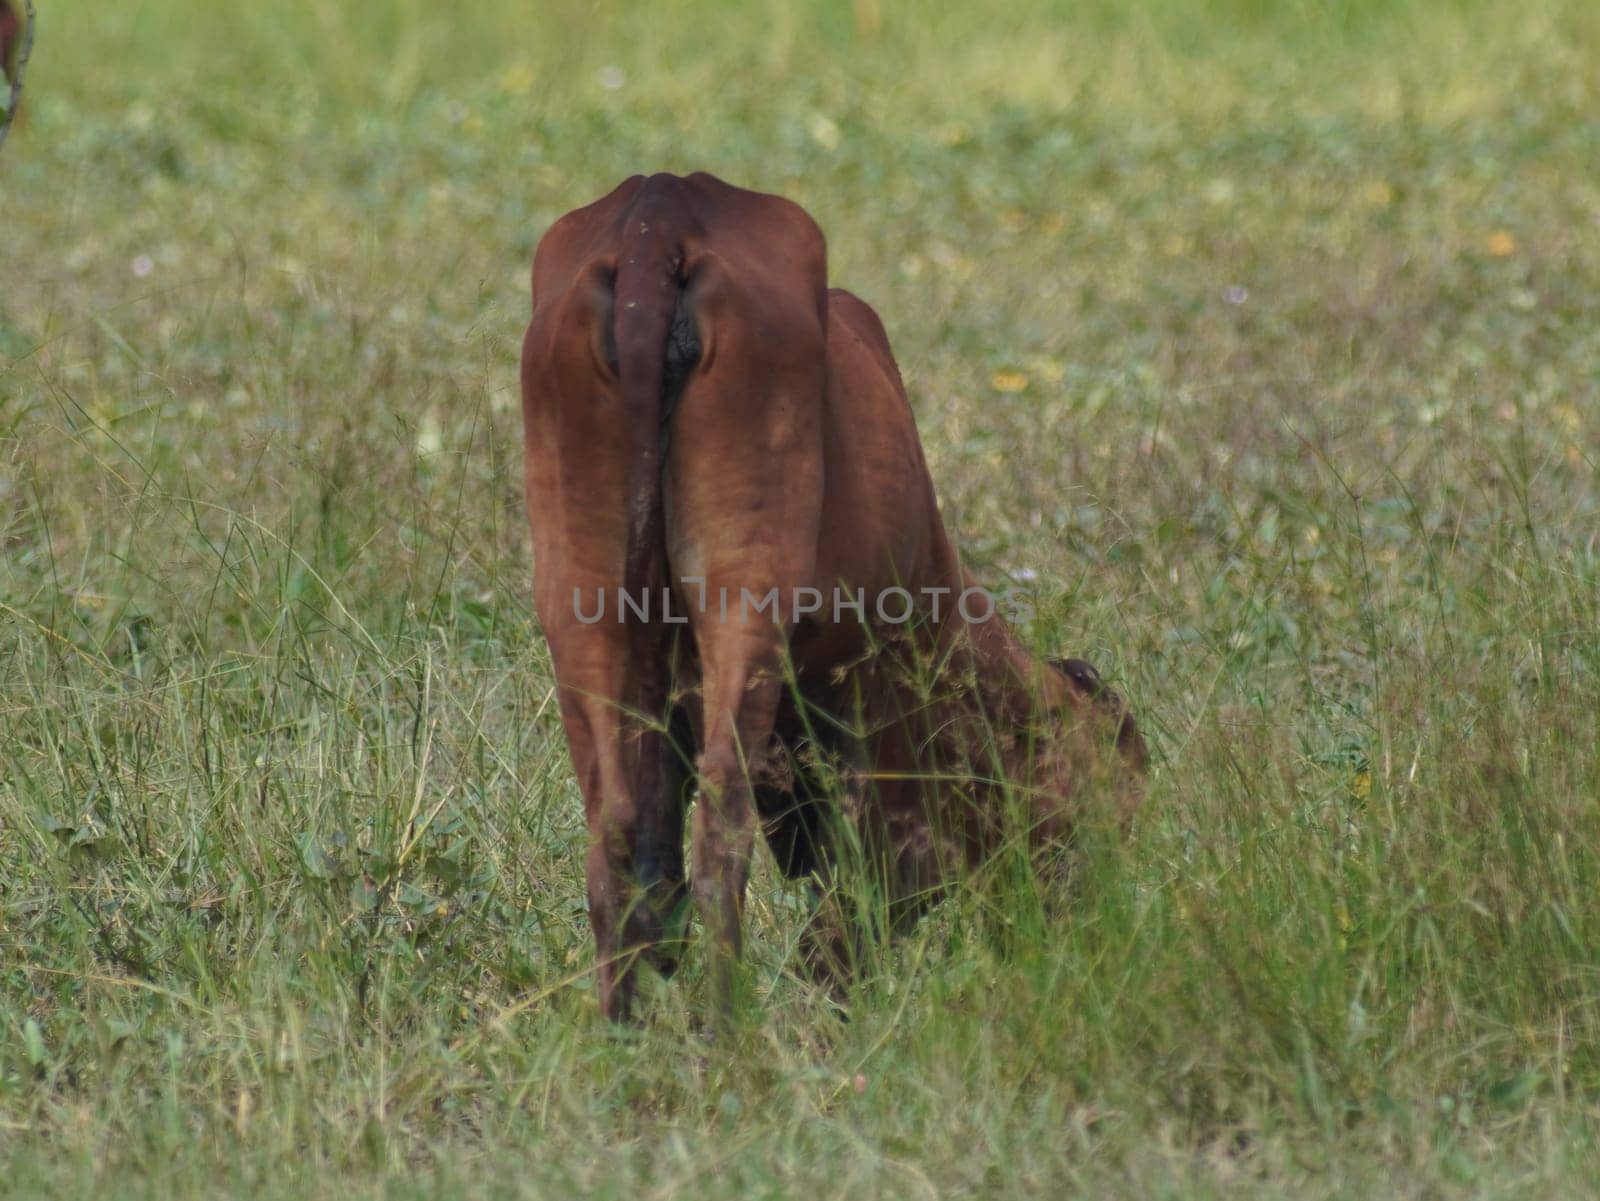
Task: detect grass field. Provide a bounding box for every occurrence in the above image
[4,0,1600,1195]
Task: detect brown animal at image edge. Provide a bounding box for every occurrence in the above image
[0,1,20,84]
[520,172,1148,1023]
[1,0,29,144]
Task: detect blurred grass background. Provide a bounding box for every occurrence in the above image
[3,0,1600,1196]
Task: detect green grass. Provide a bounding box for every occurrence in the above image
[4,0,1600,1195]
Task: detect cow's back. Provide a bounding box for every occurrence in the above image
[813,289,952,607]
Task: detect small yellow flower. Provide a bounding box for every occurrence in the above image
[991,370,1029,394]
[1362,181,1394,207]
[1027,356,1066,385]
[500,62,534,97]
[1486,230,1517,257]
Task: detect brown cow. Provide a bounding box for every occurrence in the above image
[521,172,1147,1022]
[1,0,26,144]
[0,2,20,89]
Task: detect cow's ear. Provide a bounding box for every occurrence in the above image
[1050,657,1149,772]
[1049,656,1107,701]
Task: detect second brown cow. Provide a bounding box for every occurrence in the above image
[1,2,21,92]
[520,172,1147,1022]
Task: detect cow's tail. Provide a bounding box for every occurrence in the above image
[611,220,694,604]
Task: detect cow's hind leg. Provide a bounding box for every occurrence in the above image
[560,707,648,1021]
[638,698,696,977]
[660,239,827,1024]
[547,624,682,1023]
[690,638,785,1025]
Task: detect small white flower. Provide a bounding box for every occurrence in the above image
[598,65,626,91]
[1225,285,1248,305]
[416,412,442,457]
[808,114,841,151]
[131,255,154,278]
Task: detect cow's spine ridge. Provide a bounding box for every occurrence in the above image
[611,177,689,603]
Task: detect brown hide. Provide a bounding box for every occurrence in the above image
[0,2,19,86]
[521,172,1147,1020]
